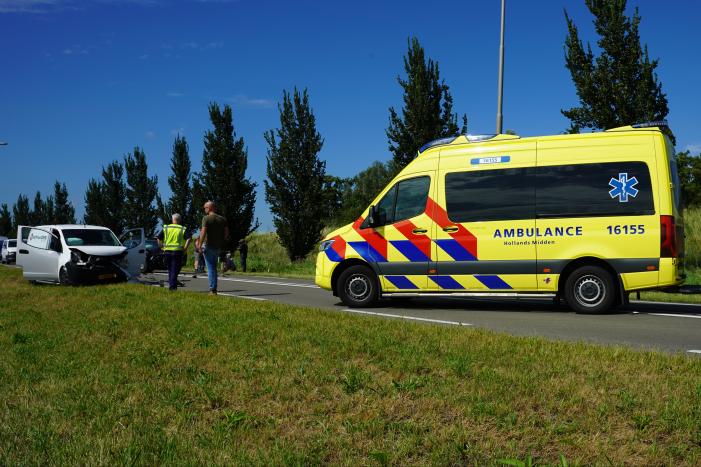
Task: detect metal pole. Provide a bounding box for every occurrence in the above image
[496,0,506,134]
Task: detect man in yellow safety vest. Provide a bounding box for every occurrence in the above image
[159,213,191,291]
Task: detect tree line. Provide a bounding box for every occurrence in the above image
[2,1,700,260]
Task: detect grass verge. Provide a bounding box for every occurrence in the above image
[0,267,700,465]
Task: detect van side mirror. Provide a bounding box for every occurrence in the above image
[367,205,378,227]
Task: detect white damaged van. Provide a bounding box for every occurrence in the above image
[16,225,146,284]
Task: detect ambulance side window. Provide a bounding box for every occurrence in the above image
[394,176,430,222]
[445,168,535,222]
[370,176,430,227]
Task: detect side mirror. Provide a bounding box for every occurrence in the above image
[367,205,378,227]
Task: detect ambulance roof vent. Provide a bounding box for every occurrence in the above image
[466,134,498,142]
[418,136,460,153]
[606,120,668,132]
[418,133,521,154]
[632,120,668,129]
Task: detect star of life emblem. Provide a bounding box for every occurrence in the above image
[608,172,639,203]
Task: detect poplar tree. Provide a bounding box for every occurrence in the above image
[84,179,107,226]
[53,181,76,224]
[199,103,259,250]
[163,135,195,229]
[12,194,31,228]
[101,161,126,234]
[30,192,45,226]
[387,37,466,173]
[265,88,326,261]
[44,195,55,225]
[124,147,159,235]
[0,204,13,236]
[563,0,673,143]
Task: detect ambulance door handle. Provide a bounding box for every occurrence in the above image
[19,249,29,254]
[412,228,428,234]
[443,226,459,233]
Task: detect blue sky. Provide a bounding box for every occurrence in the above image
[1,0,699,230]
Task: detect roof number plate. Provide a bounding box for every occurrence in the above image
[470,156,510,165]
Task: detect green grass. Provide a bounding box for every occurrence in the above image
[1,267,700,465]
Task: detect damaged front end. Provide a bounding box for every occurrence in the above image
[66,248,129,284]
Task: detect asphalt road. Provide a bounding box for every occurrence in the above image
[141,270,701,355]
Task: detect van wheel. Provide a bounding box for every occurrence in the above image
[59,267,74,286]
[564,265,615,314]
[337,265,379,308]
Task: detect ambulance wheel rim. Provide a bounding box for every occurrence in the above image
[574,275,605,307]
[346,274,370,300]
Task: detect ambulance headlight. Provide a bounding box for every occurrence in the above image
[319,239,335,252]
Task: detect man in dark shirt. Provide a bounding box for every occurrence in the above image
[196,201,229,294]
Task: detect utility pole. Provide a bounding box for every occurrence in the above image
[496,0,506,134]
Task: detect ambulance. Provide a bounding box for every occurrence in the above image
[315,122,684,314]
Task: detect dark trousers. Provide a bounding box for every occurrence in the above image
[165,251,183,290]
[240,254,247,272]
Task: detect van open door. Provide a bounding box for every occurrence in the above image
[16,226,62,282]
[119,228,146,278]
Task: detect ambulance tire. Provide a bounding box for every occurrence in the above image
[564,265,615,314]
[337,264,379,308]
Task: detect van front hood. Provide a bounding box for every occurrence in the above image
[71,246,127,257]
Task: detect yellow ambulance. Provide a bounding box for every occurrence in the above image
[315,122,684,314]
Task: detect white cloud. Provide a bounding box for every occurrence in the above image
[684,143,701,154]
[145,130,156,139]
[0,0,158,14]
[181,41,223,50]
[0,0,59,13]
[228,94,274,109]
[166,92,184,97]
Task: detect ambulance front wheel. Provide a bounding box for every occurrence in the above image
[564,265,615,314]
[337,264,379,308]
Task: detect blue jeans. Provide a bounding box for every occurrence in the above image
[202,246,220,291]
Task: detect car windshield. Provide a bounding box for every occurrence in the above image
[8,240,16,247]
[62,229,121,247]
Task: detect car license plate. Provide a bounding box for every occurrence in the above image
[98,273,116,280]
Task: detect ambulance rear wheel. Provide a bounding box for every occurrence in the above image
[564,265,615,314]
[337,265,378,308]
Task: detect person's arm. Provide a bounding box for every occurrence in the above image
[197,226,206,250]
[184,235,191,252]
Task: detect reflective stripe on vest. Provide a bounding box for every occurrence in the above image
[163,224,186,251]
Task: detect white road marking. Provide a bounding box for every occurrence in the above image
[687,350,701,354]
[632,300,701,307]
[647,313,701,319]
[153,272,319,289]
[342,309,472,326]
[218,292,268,301]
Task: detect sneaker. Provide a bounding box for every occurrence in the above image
[192,274,197,278]
[209,289,217,295]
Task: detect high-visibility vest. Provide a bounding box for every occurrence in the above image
[163,224,186,251]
